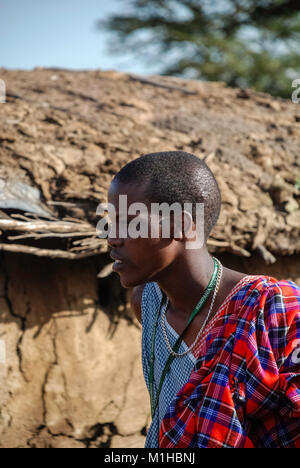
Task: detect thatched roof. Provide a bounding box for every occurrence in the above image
[0,68,299,263]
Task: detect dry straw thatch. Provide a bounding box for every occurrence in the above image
[0,68,299,265]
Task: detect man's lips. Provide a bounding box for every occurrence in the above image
[110,251,128,271]
[110,251,126,263]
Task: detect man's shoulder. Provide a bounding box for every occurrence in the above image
[239,276,300,328]
[266,278,300,295]
[262,278,300,320]
[237,275,300,299]
[230,275,297,321]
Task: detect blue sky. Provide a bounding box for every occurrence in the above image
[0,0,151,73]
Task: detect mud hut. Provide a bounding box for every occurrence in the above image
[0,68,299,448]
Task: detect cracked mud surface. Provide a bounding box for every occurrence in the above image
[0,253,148,448]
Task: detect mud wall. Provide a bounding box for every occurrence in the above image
[0,252,149,448]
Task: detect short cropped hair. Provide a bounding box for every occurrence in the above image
[113,151,221,242]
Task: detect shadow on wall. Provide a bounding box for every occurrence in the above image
[0,251,133,338]
[1,250,299,338]
[0,251,148,449]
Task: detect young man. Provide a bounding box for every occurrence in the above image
[107,151,300,448]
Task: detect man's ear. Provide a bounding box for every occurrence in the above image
[171,210,195,242]
[182,210,197,242]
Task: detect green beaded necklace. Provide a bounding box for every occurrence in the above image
[149,256,220,419]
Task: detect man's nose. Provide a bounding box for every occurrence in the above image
[107,231,124,248]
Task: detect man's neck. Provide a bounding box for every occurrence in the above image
[155,249,218,318]
[155,250,246,320]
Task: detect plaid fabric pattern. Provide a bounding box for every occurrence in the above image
[142,275,261,447]
[160,277,300,448]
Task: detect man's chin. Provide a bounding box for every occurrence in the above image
[119,274,148,289]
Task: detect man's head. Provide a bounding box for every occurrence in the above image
[107,151,221,287]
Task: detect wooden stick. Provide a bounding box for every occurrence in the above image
[128,74,197,95]
[207,239,230,247]
[7,231,96,241]
[256,244,277,264]
[0,218,93,234]
[0,243,104,259]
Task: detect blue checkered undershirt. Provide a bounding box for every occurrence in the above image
[141,281,197,448]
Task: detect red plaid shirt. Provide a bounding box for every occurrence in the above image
[160,276,300,448]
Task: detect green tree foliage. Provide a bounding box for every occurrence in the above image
[100,0,300,97]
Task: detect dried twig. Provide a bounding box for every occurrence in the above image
[0,243,104,259]
[207,239,230,247]
[256,244,277,264]
[72,236,99,246]
[0,218,93,234]
[229,243,251,257]
[70,240,105,252]
[129,74,197,95]
[97,262,114,278]
[8,231,96,241]
[48,201,88,207]
[0,208,107,258]
[0,210,12,219]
